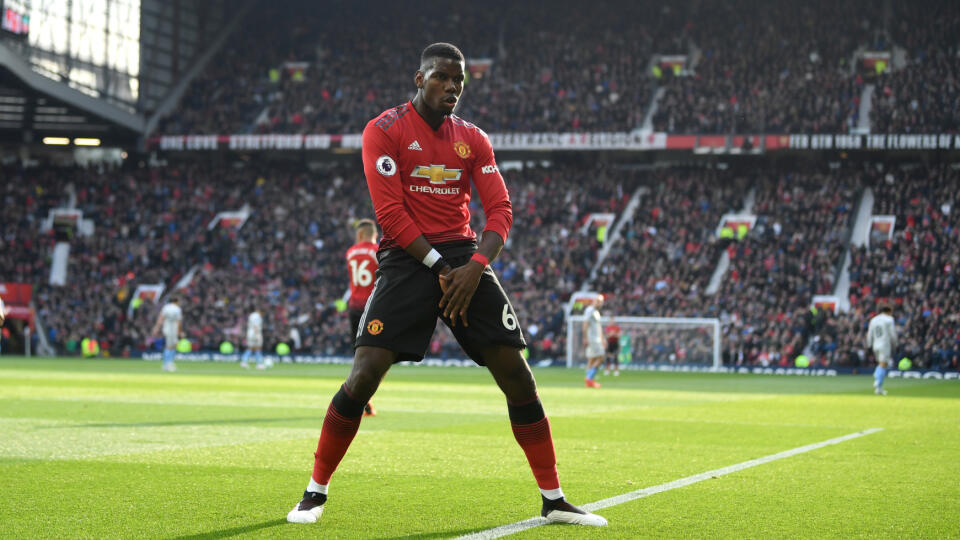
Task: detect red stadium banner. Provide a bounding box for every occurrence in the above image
[715,214,757,239]
[149,133,960,153]
[0,283,34,327]
[466,58,493,79]
[868,216,896,246]
[207,209,251,231]
[811,295,841,315]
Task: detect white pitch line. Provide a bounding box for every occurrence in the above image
[455,428,883,540]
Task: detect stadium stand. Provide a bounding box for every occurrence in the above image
[0,167,58,285]
[652,1,875,134]
[816,165,960,370]
[6,1,959,374]
[159,0,688,135]
[870,2,960,134]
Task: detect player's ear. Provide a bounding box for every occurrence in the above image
[415,70,424,89]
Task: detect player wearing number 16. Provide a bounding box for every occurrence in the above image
[286,42,606,528]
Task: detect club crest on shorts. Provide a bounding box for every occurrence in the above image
[367,319,384,335]
[453,141,471,159]
[376,155,397,177]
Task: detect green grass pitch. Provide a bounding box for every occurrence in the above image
[1,357,958,539]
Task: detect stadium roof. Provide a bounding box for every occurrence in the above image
[0,42,144,147]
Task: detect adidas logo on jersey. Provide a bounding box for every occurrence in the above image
[407,140,423,151]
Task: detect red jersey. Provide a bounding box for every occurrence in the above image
[605,324,621,347]
[361,102,512,250]
[346,240,379,310]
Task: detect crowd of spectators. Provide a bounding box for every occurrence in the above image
[11,158,959,372]
[716,171,859,366]
[20,160,628,361]
[32,164,242,355]
[870,1,960,134]
[652,1,876,134]
[595,168,745,318]
[155,1,960,138]
[160,0,686,135]
[588,166,859,368]
[814,165,960,370]
[0,167,62,285]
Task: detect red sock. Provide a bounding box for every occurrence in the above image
[509,399,560,490]
[311,385,365,484]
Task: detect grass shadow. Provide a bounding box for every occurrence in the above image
[173,518,287,539]
[381,529,484,540]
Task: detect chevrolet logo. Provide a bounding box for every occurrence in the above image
[411,164,462,185]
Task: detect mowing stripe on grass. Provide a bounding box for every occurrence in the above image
[455,428,883,540]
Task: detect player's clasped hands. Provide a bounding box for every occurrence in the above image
[438,262,484,327]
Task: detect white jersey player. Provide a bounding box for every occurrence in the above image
[866,305,897,395]
[151,298,183,372]
[241,308,270,369]
[583,295,606,388]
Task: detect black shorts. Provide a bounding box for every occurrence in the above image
[355,241,526,364]
[349,308,364,346]
[607,340,619,355]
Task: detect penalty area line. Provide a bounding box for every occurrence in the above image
[454,428,883,540]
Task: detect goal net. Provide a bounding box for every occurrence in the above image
[566,315,721,370]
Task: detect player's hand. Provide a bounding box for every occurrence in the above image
[438,261,484,327]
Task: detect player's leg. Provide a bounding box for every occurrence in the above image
[289,248,439,524]
[585,353,603,387]
[162,333,177,371]
[448,264,606,527]
[349,308,375,416]
[483,346,607,526]
[287,346,396,523]
[873,350,889,395]
[240,347,251,368]
[254,345,265,369]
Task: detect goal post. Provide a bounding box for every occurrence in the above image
[566,316,722,370]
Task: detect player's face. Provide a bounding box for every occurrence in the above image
[417,57,465,115]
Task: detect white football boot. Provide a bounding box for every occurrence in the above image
[541,496,608,526]
[287,491,326,524]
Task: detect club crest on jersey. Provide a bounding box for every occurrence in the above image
[411,164,462,185]
[376,155,397,177]
[367,319,384,335]
[453,141,471,159]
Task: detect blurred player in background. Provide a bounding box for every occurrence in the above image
[241,307,268,370]
[604,318,621,376]
[618,330,633,367]
[287,42,605,528]
[0,294,5,353]
[867,305,897,395]
[345,219,378,416]
[151,297,182,372]
[583,295,605,388]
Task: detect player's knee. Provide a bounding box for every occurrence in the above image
[345,367,380,401]
[497,357,538,399]
[345,347,394,399]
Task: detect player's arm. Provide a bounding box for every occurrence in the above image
[151,313,163,336]
[438,134,512,325]
[0,297,5,327]
[361,123,452,274]
[362,123,430,253]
